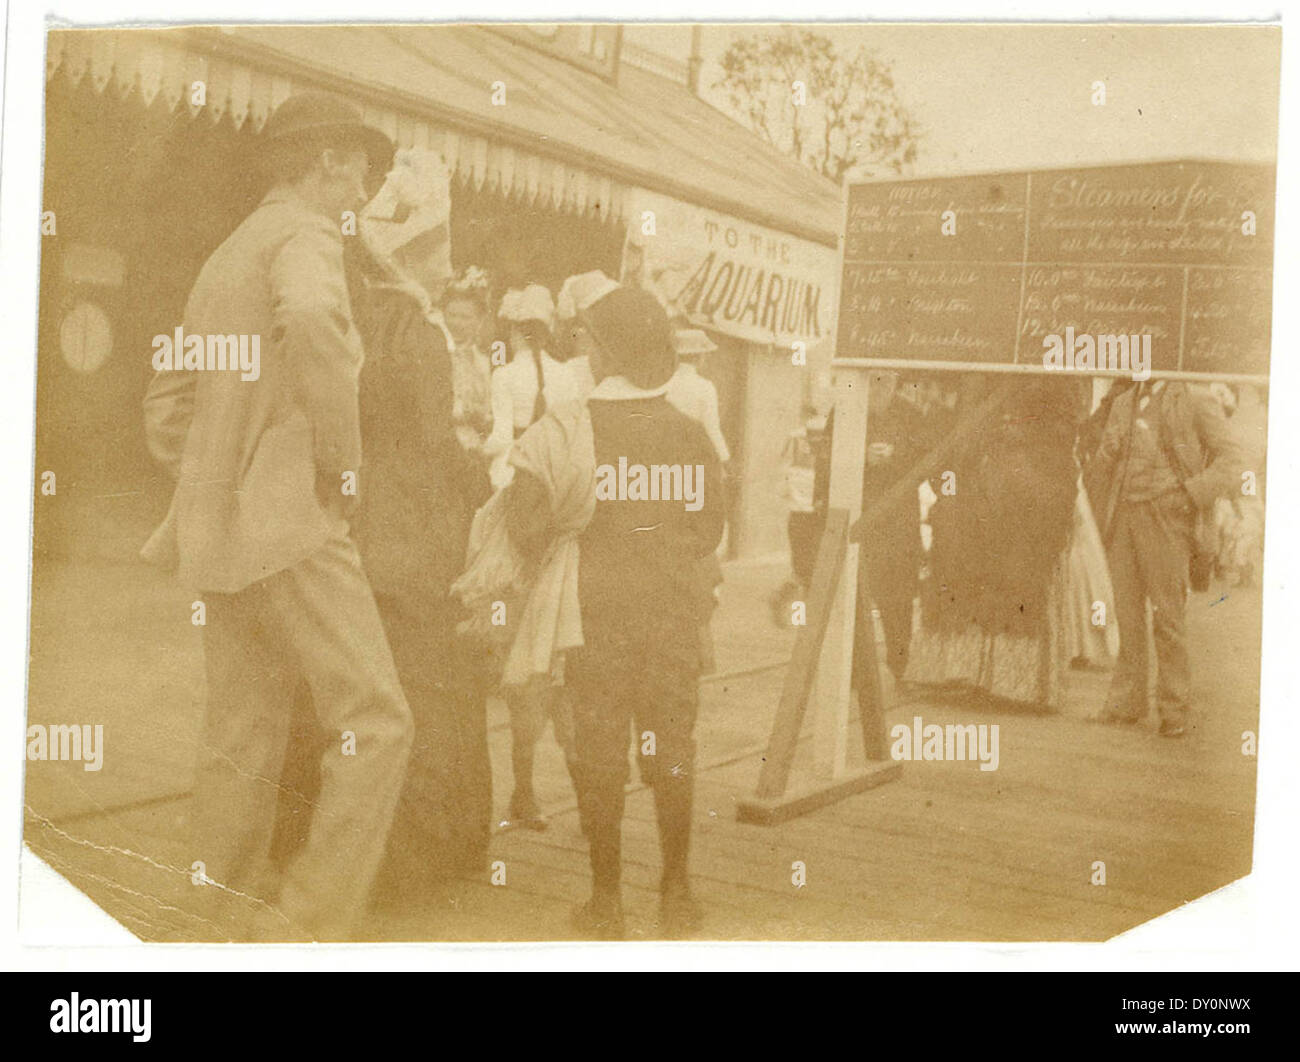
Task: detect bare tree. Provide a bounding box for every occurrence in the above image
[716,29,920,184]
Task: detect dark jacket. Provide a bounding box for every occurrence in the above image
[583,395,724,664]
[814,397,931,559]
[352,284,490,601]
[1085,382,1244,542]
[507,393,724,669]
[861,397,930,564]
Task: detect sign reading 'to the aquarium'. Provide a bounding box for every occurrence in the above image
[623,189,839,348]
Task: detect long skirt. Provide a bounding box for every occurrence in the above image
[1064,479,1120,665]
[371,593,491,901]
[905,554,1069,711]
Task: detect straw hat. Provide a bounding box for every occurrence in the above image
[499,284,557,330]
[557,270,620,320]
[672,328,718,358]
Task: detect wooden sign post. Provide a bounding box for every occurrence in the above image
[810,369,871,777]
[737,368,902,826]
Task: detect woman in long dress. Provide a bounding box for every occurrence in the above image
[905,377,1083,710]
[347,154,494,905]
[1211,383,1267,587]
[482,284,581,830]
[1063,475,1120,668]
[481,285,580,490]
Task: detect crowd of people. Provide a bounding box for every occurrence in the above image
[790,368,1264,735]
[142,93,729,941]
[139,90,1266,944]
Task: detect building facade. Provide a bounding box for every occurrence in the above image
[38,25,841,563]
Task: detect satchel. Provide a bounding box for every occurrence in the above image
[1187,507,1216,593]
[1155,389,1216,593]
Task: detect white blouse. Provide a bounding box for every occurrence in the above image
[665,363,731,463]
[484,350,579,488]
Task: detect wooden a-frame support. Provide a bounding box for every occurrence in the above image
[737,366,901,825]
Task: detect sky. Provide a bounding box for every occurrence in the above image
[623,23,1281,176]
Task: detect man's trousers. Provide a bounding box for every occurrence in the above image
[858,542,919,684]
[192,535,413,939]
[1104,491,1194,727]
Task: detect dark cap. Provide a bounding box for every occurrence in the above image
[263,91,395,173]
[585,287,677,391]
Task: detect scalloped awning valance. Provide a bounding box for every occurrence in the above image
[45,28,630,225]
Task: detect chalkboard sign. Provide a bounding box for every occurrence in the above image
[835,160,1275,378]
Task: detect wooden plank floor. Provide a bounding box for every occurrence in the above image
[23,558,1259,942]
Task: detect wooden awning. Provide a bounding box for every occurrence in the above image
[45,25,843,246]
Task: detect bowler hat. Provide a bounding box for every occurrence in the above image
[263,91,394,174]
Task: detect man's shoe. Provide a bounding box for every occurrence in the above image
[571,897,625,941]
[1093,708,1142,727]
[659,885,703,939]
[498,796,548,833]
[1158,719,1188,738]
[496,814,548,833]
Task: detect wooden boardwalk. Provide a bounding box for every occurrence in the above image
[23,558,1259,942]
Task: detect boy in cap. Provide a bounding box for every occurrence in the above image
[506,288,724,937]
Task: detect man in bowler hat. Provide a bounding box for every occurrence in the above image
[142,92,412,939]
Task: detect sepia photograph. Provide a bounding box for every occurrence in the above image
[18,18,1281,947]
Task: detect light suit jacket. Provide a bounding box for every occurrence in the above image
[141,186,362,592]
[1085,382,1244,544]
